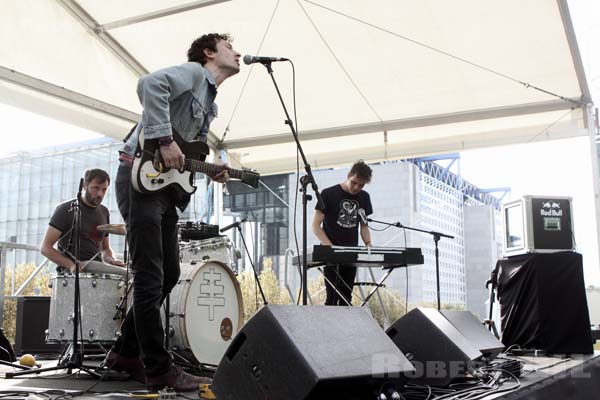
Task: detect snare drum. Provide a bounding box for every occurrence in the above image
[180,236,238,271]
[166,260,243,366]
[83,260,127,277]
[47,273,126,343]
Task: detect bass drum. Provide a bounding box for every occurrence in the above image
[167,260,243,366]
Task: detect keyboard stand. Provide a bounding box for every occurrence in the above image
[360,264,405,307]
[315,266,353,306]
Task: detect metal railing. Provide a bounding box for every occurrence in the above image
[0,242,45,322]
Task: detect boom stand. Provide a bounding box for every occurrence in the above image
[6,180,101,379]
[236,222,267,305]
[367,217,454,310]
[259,61,323,305]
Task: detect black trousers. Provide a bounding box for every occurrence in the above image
[112,162,181,377]
[324,264,357,306]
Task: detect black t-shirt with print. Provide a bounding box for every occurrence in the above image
[49,199,110,262]
[316,184,373,246]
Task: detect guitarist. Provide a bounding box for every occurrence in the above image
[108,33,239,392]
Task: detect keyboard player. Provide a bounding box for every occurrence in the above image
[311,161,373,306]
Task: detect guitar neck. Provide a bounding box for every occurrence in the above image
[185,159,244,179]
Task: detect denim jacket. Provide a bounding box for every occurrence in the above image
[122,62,218,156]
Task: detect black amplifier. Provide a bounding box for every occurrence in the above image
[179,221,220,241]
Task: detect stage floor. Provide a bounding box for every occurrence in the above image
[0,352,598,399]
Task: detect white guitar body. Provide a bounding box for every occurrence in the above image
[131,157,196,194]
[131,131,259,194]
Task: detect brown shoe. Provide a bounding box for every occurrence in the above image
[105,350,145,383]
[146,365,212,393]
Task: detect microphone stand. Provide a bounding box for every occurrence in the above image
[7,180,100,378]
[367,217,454,310]
[226,221,267,305]
[259,61,323,305]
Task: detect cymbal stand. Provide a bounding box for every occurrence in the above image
[112,232,131,322]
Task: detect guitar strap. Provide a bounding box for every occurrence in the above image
[122,123,138,143]
[194,106,212,142]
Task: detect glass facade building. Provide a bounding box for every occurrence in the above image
[0,138,210,266]
[0,140,501,311]
[0,139,125,265]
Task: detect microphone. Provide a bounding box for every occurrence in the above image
[243,55,289,65]
[220,218,247,233]
[358,208,369,225]
[77,178,84,202]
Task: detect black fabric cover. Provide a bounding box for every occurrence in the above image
[0,329,15,362]
[496,251,593,354]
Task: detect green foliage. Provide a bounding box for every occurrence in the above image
[417,301,466,311]
[2,263,52,344]
[238,262,292,322]
[360,288,408,328]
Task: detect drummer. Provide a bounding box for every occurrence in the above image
[41,168,125,272]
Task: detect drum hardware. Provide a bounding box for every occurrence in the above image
[113,278,133,321]
[164,292,171,353]
[7,178,101,379]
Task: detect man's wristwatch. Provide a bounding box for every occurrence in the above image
[158,136,174,146]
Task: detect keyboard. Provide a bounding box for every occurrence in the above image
[310,245,424,268]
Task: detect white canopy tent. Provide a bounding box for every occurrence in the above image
[0,0,593,174]
[1,0,599,281]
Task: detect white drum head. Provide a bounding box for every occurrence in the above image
[180,261,243,365]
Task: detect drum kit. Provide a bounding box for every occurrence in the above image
[46,222,244,368]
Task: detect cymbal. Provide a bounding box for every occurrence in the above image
[97,224,127,236]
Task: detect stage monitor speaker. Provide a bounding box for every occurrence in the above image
[386,308,484,386]
[212,305,415,400]
[440,310,504,360]
[14,296,63,356]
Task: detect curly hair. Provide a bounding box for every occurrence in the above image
[348,160,372,182]
[187,33,232,65]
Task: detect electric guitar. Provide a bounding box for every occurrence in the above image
[131,131,260,194]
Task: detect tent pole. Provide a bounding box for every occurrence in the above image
[585,104,600,279]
